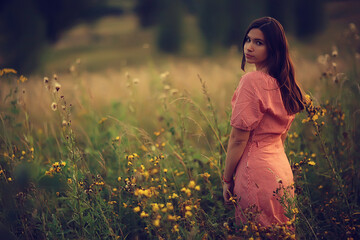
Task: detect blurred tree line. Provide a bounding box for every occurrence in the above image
[135,0,326,54]
[0,0,123,73]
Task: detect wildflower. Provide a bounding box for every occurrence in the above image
[188,180,196,189]
[152,203,160,212]
[172,224,179,232]
[229,196,237,204]
[172,193,179,199]
[0,68,17,76]
[51,102,58,111]
[185,211,192,217]
[308,161,316,166]
[8,177,12,182]
[21,151,25,155]
[113,188,117,192]
[67,178,72,184]
[163,168,168,173]
[153,219,160,227]
[170,89,179,95]
[61,161,66,166]
[98,117,107,124]
[133,206,140,213]
[19,75,28,83]
[311,153,316,158]
[195,185,200,191]
[202,172,210,178]
[53,82,61,92]
[140,211,149,218]
[166,202,174,210]
[133,78,139,84]
[160,71,170,79]
[332,46,338,57]
[168,215,177,221]
[123,203,127,208]
[118,177,122,182]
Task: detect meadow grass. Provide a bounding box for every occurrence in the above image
[1,22,360,240]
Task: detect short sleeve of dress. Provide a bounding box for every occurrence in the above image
[230,72,266,131]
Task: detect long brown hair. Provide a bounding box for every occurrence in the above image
[241,17,304,115]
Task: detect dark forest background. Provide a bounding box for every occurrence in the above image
[0,0,329,73]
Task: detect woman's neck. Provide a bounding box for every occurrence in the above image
[255,64,268,74]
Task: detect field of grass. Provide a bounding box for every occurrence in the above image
[1,2,360,239]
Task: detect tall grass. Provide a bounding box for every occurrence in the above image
[0,24,359,239]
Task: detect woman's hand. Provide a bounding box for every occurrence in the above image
[223,181,234,205]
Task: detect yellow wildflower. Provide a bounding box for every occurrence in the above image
[140,211,149,218]
[152,203,160,212]
[202,172,210,178]
[188,180,196,189]
[19,75,28,83]
[308,161,316,166]
[133,206,140,213]
[67,178,72,184]
[185,211,192,217]
[195,185,200,191]
[172,224,179,232]
[166,202,174,210]
[153,219,160,227]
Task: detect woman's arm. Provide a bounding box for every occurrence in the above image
[223,127,250,203]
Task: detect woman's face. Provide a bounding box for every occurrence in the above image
[244,28,268,71]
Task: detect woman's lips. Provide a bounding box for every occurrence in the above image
[245,54,254,59]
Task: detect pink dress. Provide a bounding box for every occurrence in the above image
[230,71,294,226]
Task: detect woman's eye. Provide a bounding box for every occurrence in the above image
[245,37,250,42]
[256,41,263,45]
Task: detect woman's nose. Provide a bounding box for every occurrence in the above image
[246,42,254,52]
[246,42,254,51]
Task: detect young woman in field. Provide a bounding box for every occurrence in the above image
[222,17,304,226]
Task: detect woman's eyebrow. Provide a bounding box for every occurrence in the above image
[247,36,265,42]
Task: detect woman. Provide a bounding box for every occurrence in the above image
[222,17,304,226]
